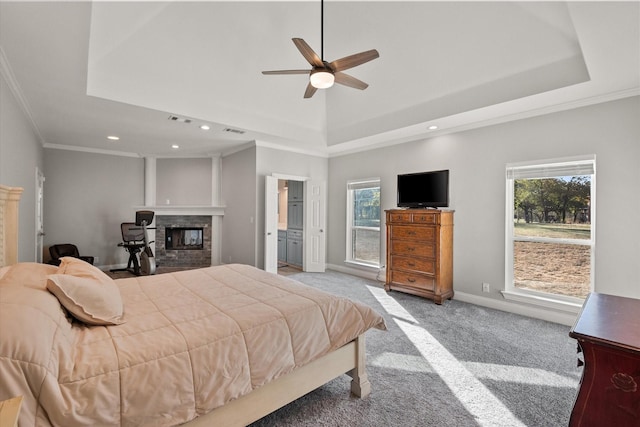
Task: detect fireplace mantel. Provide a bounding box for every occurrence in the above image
[135,205,225,216]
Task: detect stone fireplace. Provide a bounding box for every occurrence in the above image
[155,215,212,268]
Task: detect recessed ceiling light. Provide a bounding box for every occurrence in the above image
[171,144,180,149]
[428,125,438,130]
[107,135,120,141]
[200,125,211,131]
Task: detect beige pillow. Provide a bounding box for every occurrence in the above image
[0,262,58,289]
[47,257,125,325]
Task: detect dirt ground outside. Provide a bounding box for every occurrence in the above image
[513,222,591,299]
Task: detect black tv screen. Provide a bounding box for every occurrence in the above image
[397,170,449,208]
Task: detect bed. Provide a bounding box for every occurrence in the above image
[0,186,386,426]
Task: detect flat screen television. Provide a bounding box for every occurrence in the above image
[397,169,449,208]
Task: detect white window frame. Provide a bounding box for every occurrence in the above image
[346,178,381,268]
[503,155,596,314]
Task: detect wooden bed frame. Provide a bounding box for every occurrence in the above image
[184,335,370,426]
[0,185,23,269]
[0,183,372,427]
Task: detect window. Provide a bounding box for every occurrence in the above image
[505,156,595,307]
[346,179,381,267]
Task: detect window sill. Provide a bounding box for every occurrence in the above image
[344,260,381,270]
[501,289,583,315]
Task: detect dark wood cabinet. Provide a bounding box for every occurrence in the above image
[385,209,454,304]
[569,292,640,426]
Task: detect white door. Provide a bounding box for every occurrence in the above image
[35,168,45,263]
[264,175,279,274]
[304,180,326,272]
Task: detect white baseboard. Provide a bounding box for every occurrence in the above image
[326,263,385,282]
[326,264,577,326]
[98,263,126,272]
[452,291,577,326]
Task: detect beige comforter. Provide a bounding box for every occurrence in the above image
[0,263,385,426]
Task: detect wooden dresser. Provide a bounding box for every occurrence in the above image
[385,209,454,304]
[569,292,640,426]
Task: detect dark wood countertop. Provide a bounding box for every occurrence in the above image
[570,292,640,354]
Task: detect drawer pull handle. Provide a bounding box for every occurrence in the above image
[407,278,416,283]
[408,247,415,251]
[408,262,415,267]
[408,231,416,236]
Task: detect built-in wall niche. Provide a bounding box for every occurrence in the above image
[156,158,213,206]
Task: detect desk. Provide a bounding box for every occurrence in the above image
[569,293,640,426]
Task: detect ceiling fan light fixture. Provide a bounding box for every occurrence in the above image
[261,0,378,98]
[310,70,335,89]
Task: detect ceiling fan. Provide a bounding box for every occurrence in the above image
[262,0,379,99]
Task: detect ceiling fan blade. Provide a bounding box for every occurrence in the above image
[304,82,318,99]
[262,70,310,75]
[293,38,324,68]
[329,49,379,72]
[334,72,369,90]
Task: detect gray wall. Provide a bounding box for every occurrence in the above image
[220,146,257,266]
[254,145,328,269]
[327,96,640,300]
[0,76,44,262]
[43,149,144,266]
[5,56,639,309]
[156,157,212,205]
[216,145,330,270]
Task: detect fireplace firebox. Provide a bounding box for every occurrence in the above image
[155,215,212,268]
[165,227,204,250]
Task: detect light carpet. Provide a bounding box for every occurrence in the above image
[249,270,581,427]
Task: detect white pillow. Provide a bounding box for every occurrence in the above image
[46,257,125,325]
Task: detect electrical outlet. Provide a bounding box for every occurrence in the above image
[482,282,490,293]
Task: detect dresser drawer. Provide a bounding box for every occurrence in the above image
[391,255,435,275]
[390,225,435,241]
[390,240,435,258]
[388,212,412,223]
[389,270,435,291]
[411,213,437,224]
[287,229,303,240]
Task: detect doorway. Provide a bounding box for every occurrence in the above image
[264,175,326,275]
[277,179,303,275]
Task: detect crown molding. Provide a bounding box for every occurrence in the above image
[328,87,640,158]
[255,139,329,158]
[0,46,45,145]
[220,140,330,159]
[43,143,141,158]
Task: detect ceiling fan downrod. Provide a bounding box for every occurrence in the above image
[320,0,324,62]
